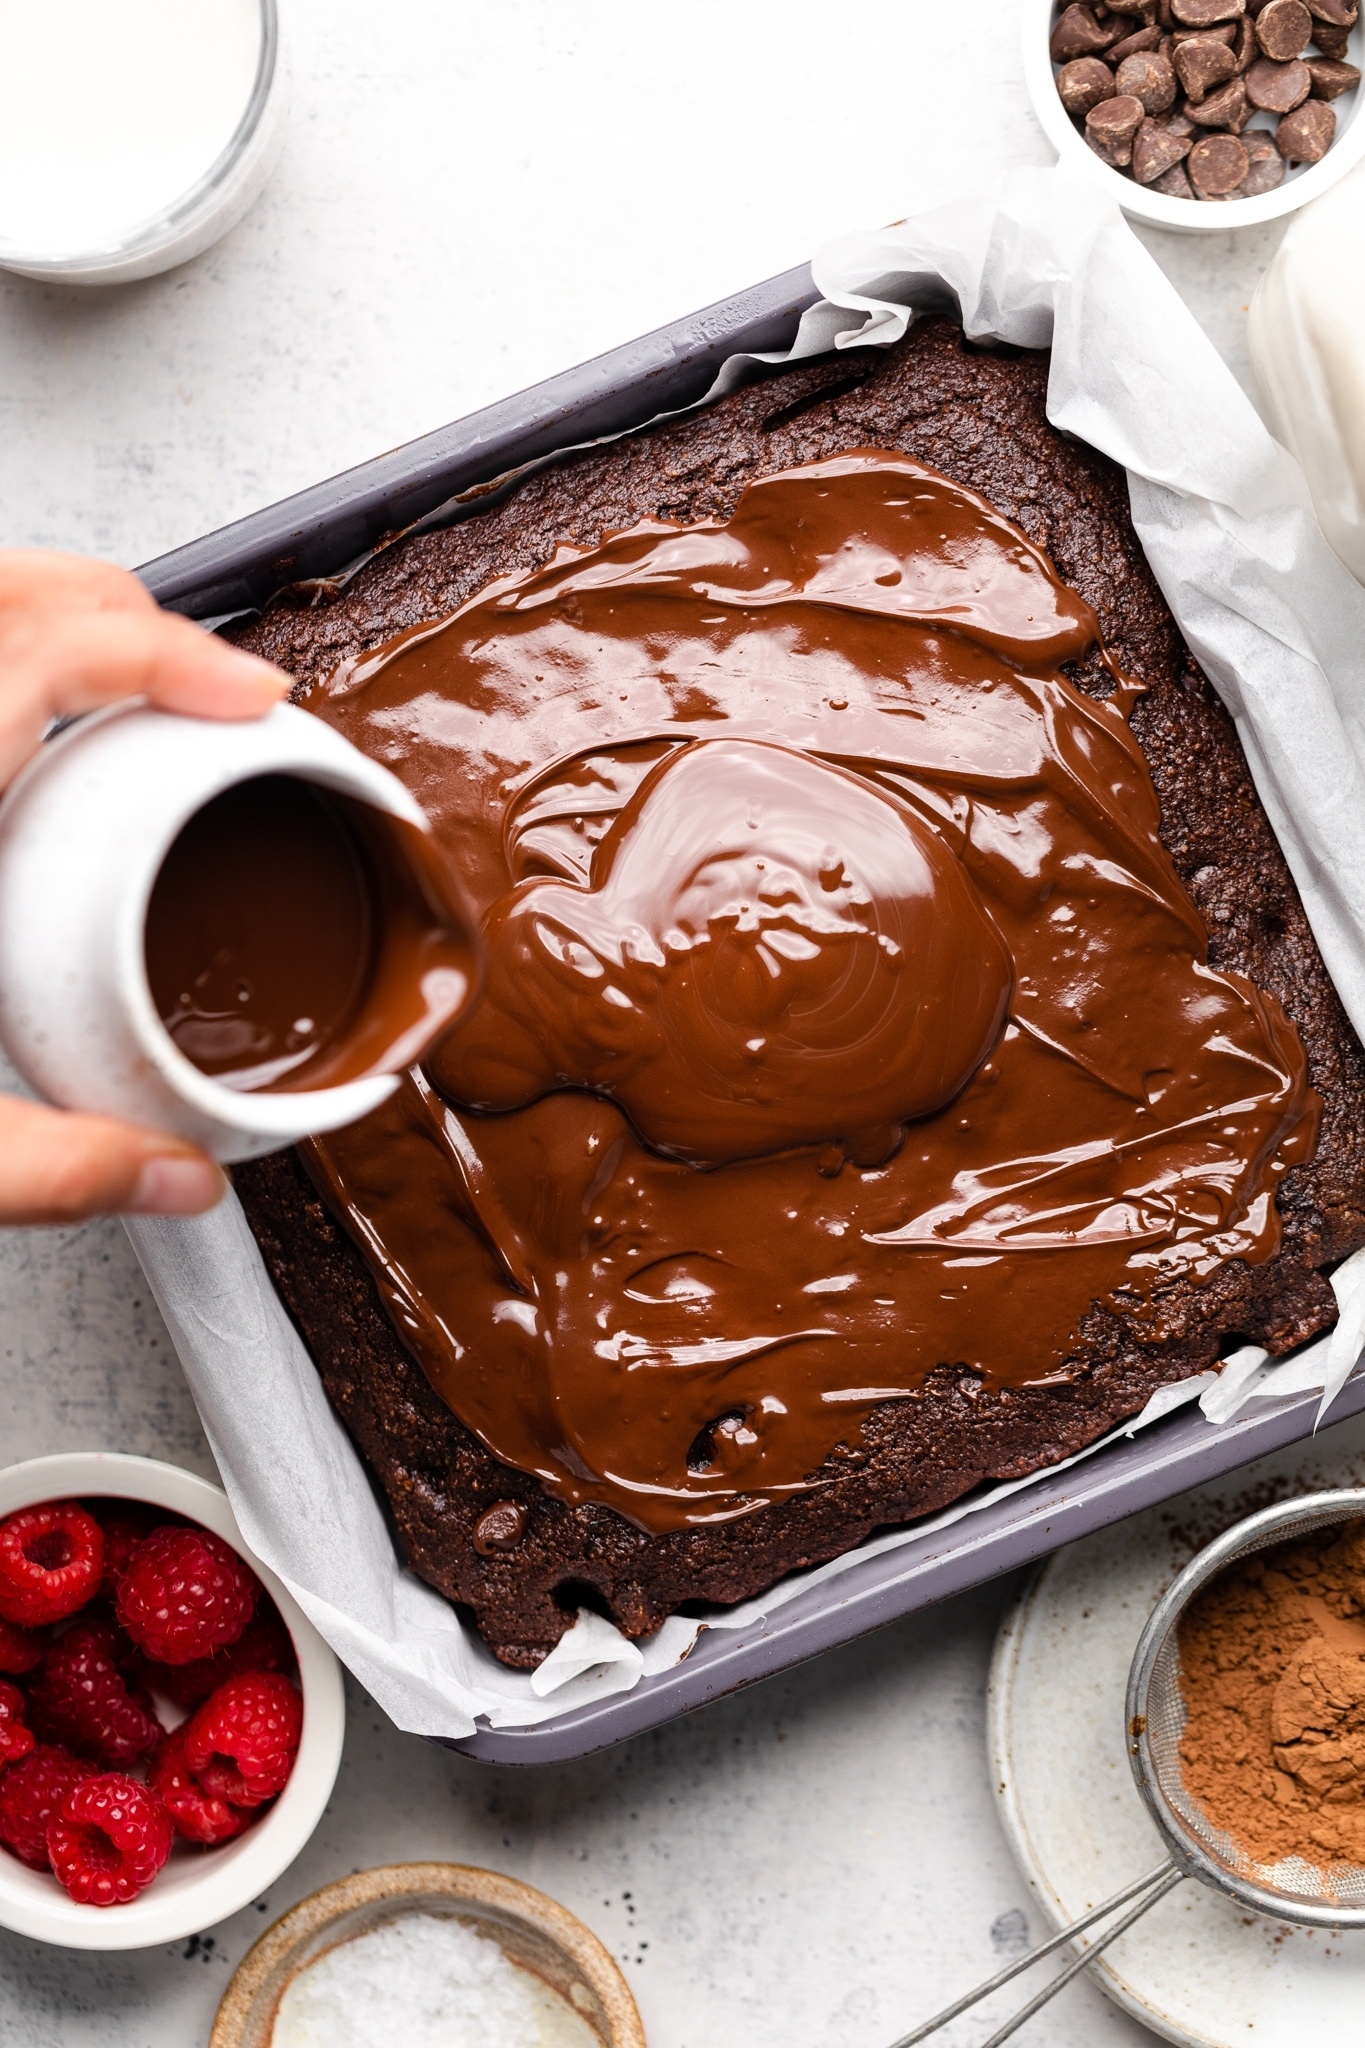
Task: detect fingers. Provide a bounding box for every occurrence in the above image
[0,551,157,618]
[0,608,286,786]
[0,1094,226,1228]
[0,549,279,1224]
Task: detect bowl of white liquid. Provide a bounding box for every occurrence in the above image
[0,0,288,285]
[211,1863,647,2048]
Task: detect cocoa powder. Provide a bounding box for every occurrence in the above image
[1178,1519,1365,1866]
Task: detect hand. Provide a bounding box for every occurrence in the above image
[0,551,287,1226]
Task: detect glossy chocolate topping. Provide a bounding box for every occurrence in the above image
[146,771,478,1094]
[299,452,1319,1532]
[431,735,1015,1168]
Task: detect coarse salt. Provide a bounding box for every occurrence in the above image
[269,1911,601,2048]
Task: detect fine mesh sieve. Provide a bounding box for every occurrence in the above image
[1127,1486,1365,1927]
[890,1488,1365,2048]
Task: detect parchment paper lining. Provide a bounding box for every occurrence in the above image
[127,164,1365,1736]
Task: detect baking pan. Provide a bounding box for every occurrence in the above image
[136,264,1365,1764]
[140,263,818,620]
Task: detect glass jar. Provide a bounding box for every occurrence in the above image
[0,0,288,287]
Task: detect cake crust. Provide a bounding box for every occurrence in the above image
[230,320,1365,1665]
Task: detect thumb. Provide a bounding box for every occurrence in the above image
[0,1093,225,1227]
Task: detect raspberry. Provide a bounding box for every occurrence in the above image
[184,1672,302,1807]
[46,1773,172,1906]
[89,1501,164,1603]
[99,1609,153,1678]
[0,1502,104,1625]
[0,1680,34,1766]
[0,1618,45,1676]
[27,1620,163,1766]
[152,1603,294,1710]
[148,1728,251,1845]
[116,1525,258,1666]
[0,1745,97,1869]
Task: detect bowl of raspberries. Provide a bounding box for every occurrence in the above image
[0,1451,344,1949]
[1025,0,1365,229]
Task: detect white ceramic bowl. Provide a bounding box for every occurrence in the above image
[0,0,290,287]
[0,700,466,1163]
[0,1452,345,1951]
[1022,0,1365,232]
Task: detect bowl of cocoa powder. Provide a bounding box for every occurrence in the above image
[1024,0,1365,230]
[1130,1489,1365,1922]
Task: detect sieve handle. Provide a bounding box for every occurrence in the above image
[885,1859,1180,2047]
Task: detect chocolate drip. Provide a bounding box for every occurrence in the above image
[145,772,478,1095]
[298,452,1319,1532]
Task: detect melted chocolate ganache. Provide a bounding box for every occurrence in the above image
[299,452,1319,1533]
[145,775,478,1095]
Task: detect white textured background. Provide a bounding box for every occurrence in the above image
[0,2,1294,2041]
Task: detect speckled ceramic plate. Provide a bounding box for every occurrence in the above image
[988,1409,1365,2048]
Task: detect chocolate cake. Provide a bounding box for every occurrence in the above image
[229,319,1365,1668]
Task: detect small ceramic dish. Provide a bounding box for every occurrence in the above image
[0,1451,345,1951]
[1022,0,1365,232]
[987,1410,1365,2046]
[209,1861,648,2048]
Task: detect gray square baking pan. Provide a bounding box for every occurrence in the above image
[136,262,1365,1763]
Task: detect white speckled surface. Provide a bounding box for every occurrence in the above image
[0,3,1302,2040]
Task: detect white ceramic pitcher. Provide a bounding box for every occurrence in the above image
[0,700,471,1161]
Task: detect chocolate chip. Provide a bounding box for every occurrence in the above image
[1050,0,1339,193]
[1192,73,1252,119]
[1133,113,1197,175]
[1110,21,1166,55]
[473,1500,529,1554]
[1305,52,1362,90]
[1246,52,1314,101]
[1311,21,1352,53]
[1173,0,1246,20]
[1256,0,1314,51]
[1052,3,1125,57]
[1239,130,1289,186]
[1117,49,1180,103]
[1086,90,1148,158]
[1154,156,1199,193]
[1174,32,1239,89]
[1276,93,1337,153]
[1066,55,1124,111]
[1189,129,1251,186]
[1059,54,1119,111]
[1233,14,1260,62]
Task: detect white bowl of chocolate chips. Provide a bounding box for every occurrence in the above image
[1024,0,1365,229]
